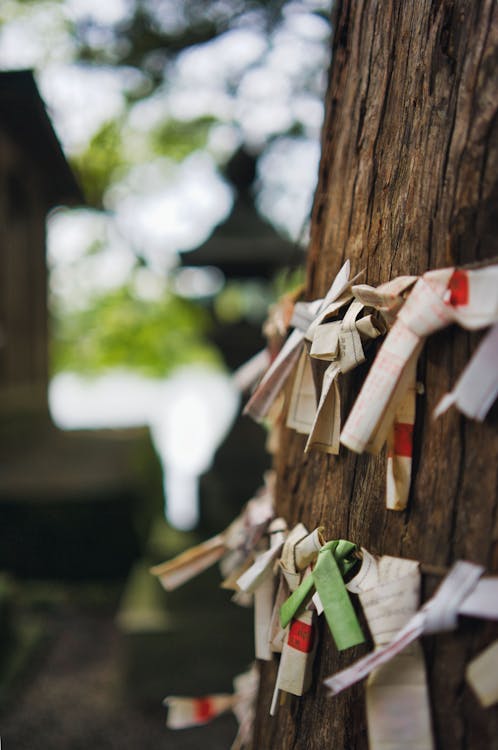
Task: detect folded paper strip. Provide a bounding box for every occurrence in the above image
[280,540,364,651]
[324,560,498,696]
[345,551,434,750]
[165,664,259,750]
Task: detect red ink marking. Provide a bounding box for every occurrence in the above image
[393,422,413,457]
[194,697,214,723]
[447,270,469,306]
[288,619,314,653]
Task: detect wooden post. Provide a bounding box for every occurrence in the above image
[252,1,498,748]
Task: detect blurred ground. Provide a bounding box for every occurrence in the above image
[0,585,238,749]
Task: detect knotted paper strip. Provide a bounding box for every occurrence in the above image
[165,664,259,750]
[385,357,417,510]
[233,348,271,393]
[150,534,226,591]
[266,523,310,657]
[236,518,287,661]
[270,607,317,715]
[286,345,317,434]
[351,276,417,327]
[341,266,498,510]
[231,665,259,750]
[244,261,353,422]
[350,276,418,508]
[346,551,434,750]
[281,540,364,651]
[324,560,498,696]
[151,481,274,591]
[269,526,324,711]
[435,322,498,421]
[466,640,498,708]
[342,266,498,456]
[304,300,385,454]
[165,694,235,729]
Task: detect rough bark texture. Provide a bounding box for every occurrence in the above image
[252,1,498,748]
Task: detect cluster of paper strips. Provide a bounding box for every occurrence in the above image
[238,261,498,510]
[152,495,498,749]
[152,260,498,748]
[325,557,498,749]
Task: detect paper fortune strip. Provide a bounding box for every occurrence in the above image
[346,551,434,750]
[236,518,287,661]
[165,664,259,750]
[325,560,498,696]
[341,266,498,459]
[435,321,498,421]
[303,300,385,454]
[150,534,226,591]
[270,608,318,715]
[233,347,271,393]
[267,523,316,657]
[280,540,364,651]
[165,694,235,729]
[268,524,325,709]
[341,265,498,512]
[466,640,498,708]
[244,261,354,422]
[151,482,274,591]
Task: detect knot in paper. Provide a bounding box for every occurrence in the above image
[244,261,355,422]
[398,277,453,338]
[423,560,484,634]
[280,540,364,651]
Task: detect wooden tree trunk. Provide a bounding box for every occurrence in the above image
[252,1,498,748]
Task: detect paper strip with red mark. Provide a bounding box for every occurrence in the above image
[270,609,317,714]
[341,265,498,509]
[165,694,234,729]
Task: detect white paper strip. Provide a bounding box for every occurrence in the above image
[244,262,353,421]
[341,266,498,456]
[434,322,498,421]
[325,561,486,696]
[346,553,434,750]
[466,640,498,708]
[233,347,271,393]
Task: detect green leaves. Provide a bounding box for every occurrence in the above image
[72,120,124,208]
[151,117,216,160]
[51,284,222,377]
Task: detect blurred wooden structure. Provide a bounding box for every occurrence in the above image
[0,71,162,579]
[0,70,82,416]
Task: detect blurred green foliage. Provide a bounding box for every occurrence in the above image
[72,120,124,207]
[72,115,216,207]
[2,0,325,379]
[151,116,216,160]
[52,284,222,376]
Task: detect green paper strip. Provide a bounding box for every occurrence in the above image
[313,541,364,651]
[280,540,364,651]
[280,574,315,629]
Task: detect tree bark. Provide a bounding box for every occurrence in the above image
[252,1,498,748]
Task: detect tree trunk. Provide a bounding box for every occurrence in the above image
[252,1,498,748]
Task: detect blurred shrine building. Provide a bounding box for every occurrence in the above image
[0,70,162,582]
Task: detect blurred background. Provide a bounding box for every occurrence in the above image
[0,1,331,746]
